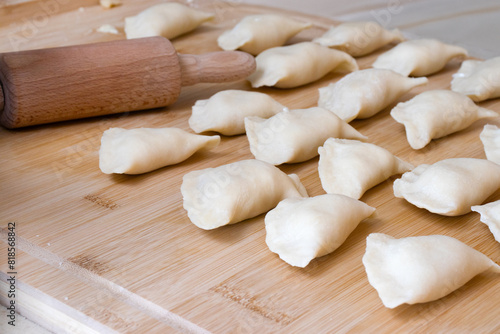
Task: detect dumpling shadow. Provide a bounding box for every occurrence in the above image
[200,214,265,243]
[296,218,380,278]
[278,156,319,173]
[390,270,499,321]
[481,186,500,205]
[334,218,382,252]
[385,197,465,229]
[108,170,154,185]
[432,57,466,78]
[417,114,497,152]
[107,145,229,185]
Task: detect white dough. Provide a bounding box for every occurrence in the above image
[390,90,497,150]
[363,233,500,309]
[181,159,308,230]
[372,39,468,77]
[480,124,500,164]
[97,24,120,35]
[99,127,220,175]
[100,0,121,8]
[248,42,358,88]
[265,194,375,267]
[124,3,214,40]
[451,57,500,102]
[189,90,285,136]
[245,107,366,165]
[218,14,311,55]
[318,139,413,199]
[313,21,404,57]
[393,158,500,216]
[318,69,428,122]
[471,200,500,243]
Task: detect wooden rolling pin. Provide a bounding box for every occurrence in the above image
[0,36,256,128]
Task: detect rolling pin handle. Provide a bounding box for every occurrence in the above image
[179,51,256,86]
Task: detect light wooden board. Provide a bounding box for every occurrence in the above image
[1,0,500,333]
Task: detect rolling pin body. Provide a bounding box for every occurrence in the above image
[0,37,255,128]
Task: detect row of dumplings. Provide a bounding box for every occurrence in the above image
[369,128,500,308]
[190,80,496,155]
[124,3,500,101]
[97,128,500,310]
[172,131,500,229]
[102,3,500,309]
[134,4,500,152]
[178,155,500,309]
[124,3,401,56]
[190,9,500,306]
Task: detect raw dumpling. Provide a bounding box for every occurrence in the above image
[471,200,500,243]
[245,107,366,165]
[99,127,220,174]
[248,42,358,88]
[318,139,413,199]
[265,194,375,267]
[390,90,497,150]
[451,57,500,102]
[181,159,308,230]
[363,233,500,309]
[124,3,214,39]
[480,124,500,164]
[189,90,285,136]
[318,69,428,122]
[372,39,468,76]
[217,14,311,55]
[393,158,500,216]
[313,21,404,57]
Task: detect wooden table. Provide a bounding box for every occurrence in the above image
[1,1,500,333]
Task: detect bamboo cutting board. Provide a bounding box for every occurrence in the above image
[1,1,500,333]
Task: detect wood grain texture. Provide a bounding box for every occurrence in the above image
[1,0,500,333]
